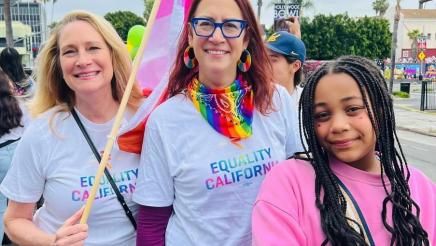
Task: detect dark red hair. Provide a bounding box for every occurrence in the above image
[167,0,274,114]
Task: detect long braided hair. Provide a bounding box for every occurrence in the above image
[298,55,429,245]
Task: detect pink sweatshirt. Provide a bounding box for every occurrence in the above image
[252,158,436,245]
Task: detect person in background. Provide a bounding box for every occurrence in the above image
[252,56,434,245]
[265,31,306,106]
[0,47,35,100]
[133,0,302,245]
[0,11,143,246]
[0,69,30,243]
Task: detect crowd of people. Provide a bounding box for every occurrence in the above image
[0,0,434,245]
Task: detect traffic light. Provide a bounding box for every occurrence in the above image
[32,47,39,58]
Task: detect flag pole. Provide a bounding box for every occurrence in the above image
[80,0,162,224]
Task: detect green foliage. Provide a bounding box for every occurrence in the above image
[393,91,410,98]
[265,25,275,38]
[354,16,391,59]
[372,0,389,16]
[407,29,420,40]
[300,14,391,60]
[143,0,154,21]
[48,22,57,30]
[104,11,145,41]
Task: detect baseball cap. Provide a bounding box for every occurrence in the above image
[266,31,306,63]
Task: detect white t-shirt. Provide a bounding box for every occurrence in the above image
[0,107,139,246]
[290,85,303,108]
[133,85,302,246]
[0,102,30,144]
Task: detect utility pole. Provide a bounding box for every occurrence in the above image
[389,0,400,94]
[257,0,263,21]
[4,0,14,48]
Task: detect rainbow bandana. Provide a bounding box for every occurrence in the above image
[188,75,254,143]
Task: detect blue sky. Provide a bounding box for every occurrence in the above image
[50,0,436,27]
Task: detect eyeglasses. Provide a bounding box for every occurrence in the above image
[190,18,247,39]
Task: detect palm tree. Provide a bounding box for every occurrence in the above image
[389,0,401,93]
[143,0,154,22]
[372,0,389,17]
[4,0,14,48]
[419,0,432,9]
[257,0,263,20]
[408,29,420,61]
[407,29,421,41]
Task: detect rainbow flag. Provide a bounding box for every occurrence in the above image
[117,0,192,154]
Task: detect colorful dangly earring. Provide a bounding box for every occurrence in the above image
[183,46,198,69]
[237,49,252,72]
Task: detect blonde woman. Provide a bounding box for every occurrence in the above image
[0,11,143,246]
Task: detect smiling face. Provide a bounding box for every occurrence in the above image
[314,73,378,171]
[189,0,249,88]
[58,20,114,100]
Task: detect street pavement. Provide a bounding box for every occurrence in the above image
[393,85,436,137]
[397,129,436,181]
[393,90,436,181]
[394,105,436,137]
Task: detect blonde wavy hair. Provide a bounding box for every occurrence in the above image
[29,10,143,117]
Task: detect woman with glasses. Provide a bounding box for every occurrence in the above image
[133,0,302,245]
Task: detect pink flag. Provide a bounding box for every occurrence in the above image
[117,0,192,154]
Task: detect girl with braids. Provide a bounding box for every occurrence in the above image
[133,0,301,245]
[252,55,435,245]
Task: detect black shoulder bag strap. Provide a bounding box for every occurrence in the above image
[71,109,137,230]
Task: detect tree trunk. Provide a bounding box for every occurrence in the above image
[4,0,14,48]
[419,0,431,9]
[257,0,262,21]
[389,0,400,94]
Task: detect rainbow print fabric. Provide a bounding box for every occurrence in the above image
[188,75,254,142]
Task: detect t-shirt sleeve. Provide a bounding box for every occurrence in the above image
[276,86,303,158]
[252,161,307,245]
[0,124,45,202]
[19,102,31,127]
[133,116,175,207]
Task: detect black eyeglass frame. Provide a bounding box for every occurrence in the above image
[190,17,248,39]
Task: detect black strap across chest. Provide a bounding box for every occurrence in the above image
[71,109,137,230]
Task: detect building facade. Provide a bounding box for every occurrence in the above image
[0,21,33,67]
[0,0,46,52]
[387,8,436,64]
